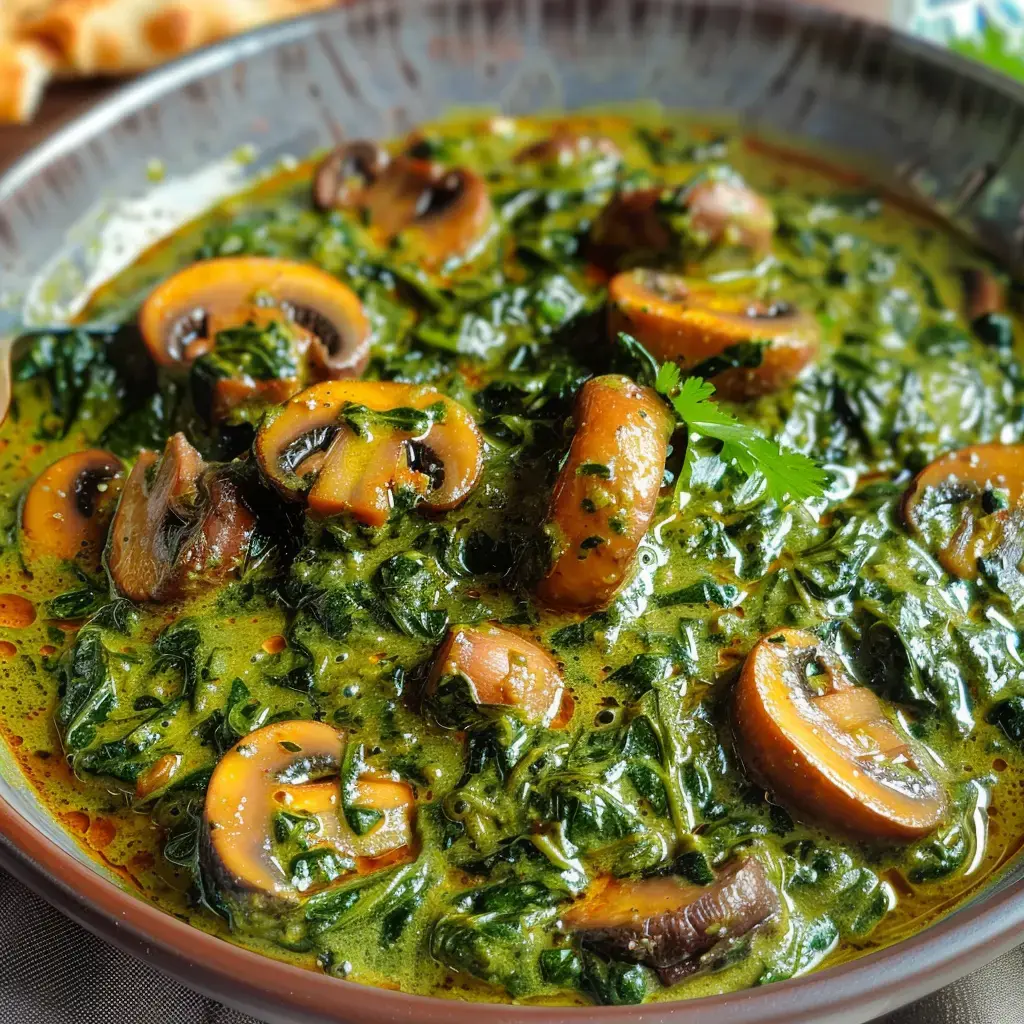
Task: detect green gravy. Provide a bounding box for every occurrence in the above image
[2,111,1024,1007]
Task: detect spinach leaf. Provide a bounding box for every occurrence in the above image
[430,880,563,996]
[373,553,449,641]
[75,698,186,781]
[56,627,117,751]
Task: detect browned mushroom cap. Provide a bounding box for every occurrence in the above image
[961,268,1004,322]
[313,140,390,211]
[589,178,775,269]
[426,624,566,725]
[105,433,254,602]
[903,443,1024,580]
[254,380,483,526]
[203,719,414,899]
[565,859,779,985]
[369,158,494,268]
[139,257,370,380]
[21,449,124,568]
[537,375,674,610]
[514,130,621,166]
[734,628,946,841]
[608,270,819,400]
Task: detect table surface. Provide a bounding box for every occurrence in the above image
[1,82,1023,1024]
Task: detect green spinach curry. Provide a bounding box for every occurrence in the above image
[2,112,1024,1007]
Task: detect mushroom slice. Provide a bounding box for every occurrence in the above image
[358,157,494,269]
[514,130,621,166]
[537,375,673,610]
[139,257,370,380]
[426,624,565,726]
[565,859,779,985]
[608,270,819,400]
[204,719,414,899]
[903,443,1024,581]
[21,449,124,567]
[734,628,945,841]
[589,177,775,268]
[106,433,253,602]
[313,140,391,211]
[255,380,483,526]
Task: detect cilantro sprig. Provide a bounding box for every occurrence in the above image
[654,361,828,503]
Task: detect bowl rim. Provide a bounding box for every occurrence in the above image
[3,1,1024,1021]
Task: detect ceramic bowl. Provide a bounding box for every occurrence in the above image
[2,2,1024,1021]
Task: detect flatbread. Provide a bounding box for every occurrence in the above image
[0,2,58,123]
[24,0,336,76]
[0,0,336,123]
[0,40,54,123]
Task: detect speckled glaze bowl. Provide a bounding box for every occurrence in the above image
[2,2,1024,1021]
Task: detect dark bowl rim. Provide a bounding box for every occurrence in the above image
[2,2,1024,1021]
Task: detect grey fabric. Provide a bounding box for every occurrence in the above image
[1,867,1021,1024]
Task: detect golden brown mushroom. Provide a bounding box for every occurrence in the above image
[313,140,391,211]
[514,130,620,166]
[589,177,775,269]
[537,375,673,610]
[426,624,566,726]
[106,433,254,602]
[254,380,483,527]
[903,443,1024,580]
[315,146,493,270]
[565,859,779,985]
[608,270,819,400]
[203,719,414,899]
[733,628,946,841]
[21,449,123,568]
[138,257,370,382]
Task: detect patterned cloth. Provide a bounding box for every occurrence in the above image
[1,865,1022,1023]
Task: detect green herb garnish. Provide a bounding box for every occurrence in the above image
[654,362,827,503]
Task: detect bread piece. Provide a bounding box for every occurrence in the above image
[0,39,55,124]
[24,0,336,76]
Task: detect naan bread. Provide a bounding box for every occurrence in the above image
[0,1,58,123]
[24,0,336,75]
[0,0,336,123]
[0,40,54,123]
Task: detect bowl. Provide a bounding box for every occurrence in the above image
[2,1,1024,1021]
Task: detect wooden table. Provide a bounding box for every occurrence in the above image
[0,82,117,174]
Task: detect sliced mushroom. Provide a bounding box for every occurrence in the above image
[254,380,483,526]
[589,177,774,269]
[961,268,1004,322]
[360,157,494,269]
[684,179,776,254]
[565,858,779,985]
[316,146,494,270]
[21,449,124,567]
[514,130,620,166]
[537,375,673,610]
[139,257,370,381]
[903,443,1024,580]
[204,719,414,899]
[608,270,819,400]
[734,628,946,841]
[426,624,565,725]
[313,140,391,211]
[106,433,254,602]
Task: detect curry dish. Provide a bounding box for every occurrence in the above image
[3,112,1024,1006]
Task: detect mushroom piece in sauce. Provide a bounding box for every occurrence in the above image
[106,432,255,602]
[565,859,780,985]
[20,449,124,568]
[608,269,819,400]
[138,256,371,384]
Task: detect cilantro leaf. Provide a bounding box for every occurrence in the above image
[655,365,827,503]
